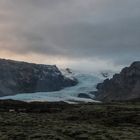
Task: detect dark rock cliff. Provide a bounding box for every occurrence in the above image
[95,62,140,102]
[0,59,77,97]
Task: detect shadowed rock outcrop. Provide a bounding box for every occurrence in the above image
[95,62,140,102]
[0,59,77,97]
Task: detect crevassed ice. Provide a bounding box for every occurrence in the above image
[0,71,108,103]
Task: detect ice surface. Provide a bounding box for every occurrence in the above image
[0,70,109,103]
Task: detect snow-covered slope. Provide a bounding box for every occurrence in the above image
[0,69,110,103]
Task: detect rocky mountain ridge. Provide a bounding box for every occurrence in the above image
[95,61,140,102]
[0,59,77,97]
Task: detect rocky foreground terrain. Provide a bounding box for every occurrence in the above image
[0,100,139,140]
[0,59,77,97]
[95,62,140,102]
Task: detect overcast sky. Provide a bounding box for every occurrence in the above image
[0,0,140,72]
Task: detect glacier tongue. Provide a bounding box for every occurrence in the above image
[0,70,107,103]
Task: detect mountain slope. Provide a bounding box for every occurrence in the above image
[95,62,140,102]
[0,59,77,97]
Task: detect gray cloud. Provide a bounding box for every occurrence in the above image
[0,0,140,71]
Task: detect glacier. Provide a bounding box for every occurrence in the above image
[0,70,111,103]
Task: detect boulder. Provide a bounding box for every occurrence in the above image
[78,93,92,99]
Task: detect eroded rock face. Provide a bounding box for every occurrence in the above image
[95,62,140,102]
[0,59,77,97]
